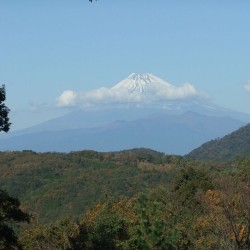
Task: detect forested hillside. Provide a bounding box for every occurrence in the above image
[0,148,180,223]
[188,123,250,161]
[0,148,249,249]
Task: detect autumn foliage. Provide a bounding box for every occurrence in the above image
[0,150,249,249]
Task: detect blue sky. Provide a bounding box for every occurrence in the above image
[1,0,250,130]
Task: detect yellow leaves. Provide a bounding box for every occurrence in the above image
[195,236,216,249]
[239,225,247,242]
[83,197,137,228]
[20,219,80,250]
[205,189,221,206]
[192,215,217,249]
[137,162,174,172]
[195,215,211,229]
[196,176,250,249]
[83,203,105,225]
[112,198,137,223]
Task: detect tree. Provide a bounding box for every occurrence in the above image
[0,189,30,249]
[79,198,129,250]
[198,176,250,249]
[0,85,29,249]
[0,85,11,132]
[127,192,181,250]
[20,218,78,250]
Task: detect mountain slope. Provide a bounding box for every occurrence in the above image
[188,123,250,161]
[0,112,244,155]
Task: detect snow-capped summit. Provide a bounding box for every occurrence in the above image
[56,72,200,109]
[112,73,172,93]
[110,72,199,104]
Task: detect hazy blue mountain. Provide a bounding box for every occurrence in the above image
[6,100,250,137]
[0,112,244,155]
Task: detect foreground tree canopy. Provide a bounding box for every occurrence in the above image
[18,164,250,249]
[0,190,30,249]
[0,85,11,133]
[0,85,30,249]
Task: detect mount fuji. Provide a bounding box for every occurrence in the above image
[111,73,192,95]
[1,73,249,154]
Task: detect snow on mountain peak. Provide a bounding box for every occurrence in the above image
[57,73,200,108]
[112,73,171,93]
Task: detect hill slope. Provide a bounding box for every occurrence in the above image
[188,123,250,161]
[0,149,179,223]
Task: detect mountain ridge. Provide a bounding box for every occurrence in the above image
[188,123,250,161]
[0,112,244,155]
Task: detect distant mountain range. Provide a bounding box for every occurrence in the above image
[188,123,250,161]
[1,73,250,154]
[0,112,244,154]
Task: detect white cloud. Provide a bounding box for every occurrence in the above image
[153,83,197,100]
[57,90,77,107]
[56,81,202,108]
[244,82,250,92]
